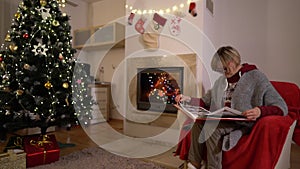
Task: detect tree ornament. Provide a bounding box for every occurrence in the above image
[40,0,47,7]
[62,82,69,88]
[24,63,31,70]
[5,34,11,42]
[76,79,82,84]
[3,74,10,81]
[52,20,60,26]
[65,97,70,106]
[59,53,64,60]
[15,12,21,20]
[9,44,18,52]
[0,57,3,62]
[37,7,51,20]
[5,110,11,116]
[44,81,52,89]
[23,33,29,39]
[0,63,5,71]
[16,89,24,95]
[32,43,48,56]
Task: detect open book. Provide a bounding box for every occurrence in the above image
[174,102,250,121]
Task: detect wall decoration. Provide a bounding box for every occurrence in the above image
[188,2,197,17]
[141,13,167,50]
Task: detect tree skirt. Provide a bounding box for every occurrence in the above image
[29,147,167,169]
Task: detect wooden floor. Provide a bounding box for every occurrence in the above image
[1,119,300,169]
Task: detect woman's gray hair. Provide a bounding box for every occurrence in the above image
[211,46,241,72]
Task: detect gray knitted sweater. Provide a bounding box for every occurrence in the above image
[201,69,288,150]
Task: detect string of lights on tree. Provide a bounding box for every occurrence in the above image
[0,0,93,134]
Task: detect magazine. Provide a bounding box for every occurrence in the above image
[174,102,250,121]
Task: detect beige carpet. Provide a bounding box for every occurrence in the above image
[29,147,168,169]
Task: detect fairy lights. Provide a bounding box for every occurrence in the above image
[125,0,196,15]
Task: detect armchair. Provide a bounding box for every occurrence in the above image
[175,81,300,169]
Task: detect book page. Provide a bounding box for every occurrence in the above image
[175,103,250,121]
[208,107,242,116]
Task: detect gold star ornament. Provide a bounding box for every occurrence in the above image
[44,81,52,89]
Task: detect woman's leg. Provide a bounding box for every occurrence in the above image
[188,122,206,168]
[204,121,238,169]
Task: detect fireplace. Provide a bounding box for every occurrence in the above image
[136,67,184,114]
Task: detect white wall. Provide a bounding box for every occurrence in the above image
[203,0,300,86]
[0,0,21,45]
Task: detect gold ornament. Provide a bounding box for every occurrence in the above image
[0,62,6,71]
[24,64,30,70]
[5,34,11,42]
[16,89,24,95]
[40,0,47,7]
[65,97,69,106]
[15,12,21,19]
[62,82,69,88]
[52,20,60,26]
[44,81,52,89]
[9,44,18,52]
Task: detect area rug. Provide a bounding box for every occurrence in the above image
[29,147,168,169]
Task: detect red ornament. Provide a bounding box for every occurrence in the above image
[59,54,64,60]
[0,57,3,62]
[23,33,29,39]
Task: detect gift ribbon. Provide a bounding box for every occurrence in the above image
[30,135,53,164]
[30,135,53,148]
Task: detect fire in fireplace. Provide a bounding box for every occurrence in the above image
[136,67,184,113]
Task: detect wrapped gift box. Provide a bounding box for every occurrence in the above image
[0,150,26,169]
[4,136,23,152]
[23,134,60,168]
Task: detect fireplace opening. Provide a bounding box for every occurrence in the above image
[136,67,184,114]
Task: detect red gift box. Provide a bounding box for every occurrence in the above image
[23,134,60,168]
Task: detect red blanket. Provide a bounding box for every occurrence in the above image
[175,115,295,169]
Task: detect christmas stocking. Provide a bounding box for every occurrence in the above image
[169,11,185,36]
[128,12,135,25]
[142,13,167,49]
[189,2,197,17]
[135,15,147,34]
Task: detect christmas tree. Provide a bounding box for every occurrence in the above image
[0,0,93,138]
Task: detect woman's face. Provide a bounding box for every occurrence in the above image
[222,61,240,78]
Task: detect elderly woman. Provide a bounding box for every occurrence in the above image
[176,46,287,169]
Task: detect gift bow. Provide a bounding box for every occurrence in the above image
[30,135,53,148]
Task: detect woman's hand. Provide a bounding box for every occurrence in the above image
[175,94,191,103]
[242,107,261,120]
